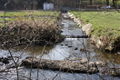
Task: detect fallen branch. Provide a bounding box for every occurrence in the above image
[21,57,101,74]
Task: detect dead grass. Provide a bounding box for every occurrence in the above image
[0,15,64,47]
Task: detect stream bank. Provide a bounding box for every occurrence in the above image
[0,13,120,80]
[68,12,120,53]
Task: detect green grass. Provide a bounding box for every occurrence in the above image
[0,10,59,27]
[71,11,120,39]
[0,10,59,17]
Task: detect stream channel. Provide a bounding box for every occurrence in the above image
[0,13,120,80]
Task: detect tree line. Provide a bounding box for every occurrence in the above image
[89,0,119,8]
[0,0,119,10]
[0,0,45,10]
[104,0,119,8]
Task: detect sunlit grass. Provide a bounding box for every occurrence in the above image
[0,10,59,27]
[0,10,59,17]
[71,11,120,39]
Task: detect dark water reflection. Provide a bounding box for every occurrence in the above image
[13,45,53,55]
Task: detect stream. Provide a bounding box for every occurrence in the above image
[0,13,120,80]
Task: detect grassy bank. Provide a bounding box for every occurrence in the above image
[71,11,120,39]
[71,11,120,51]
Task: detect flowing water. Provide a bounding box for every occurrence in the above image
[0,14,120,80]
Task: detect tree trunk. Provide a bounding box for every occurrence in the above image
[90,0,93,5]
[112,0,117,8]
[106,0,110,6]
[21,57,103,73]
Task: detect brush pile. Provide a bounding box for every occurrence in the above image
[0,19,64,47]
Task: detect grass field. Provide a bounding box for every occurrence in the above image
[0,11,59,17]
[0,10,60,27]
[71,11,120,39]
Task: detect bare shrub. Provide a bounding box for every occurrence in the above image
[0,18,64,48]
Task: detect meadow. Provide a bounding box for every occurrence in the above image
[0,10,59,17]
[71,11,120,39]
[0,10,60,27]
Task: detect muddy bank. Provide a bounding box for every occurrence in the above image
[0,19,64,48]
[68,12,120,53]
[90,35,120,52]
[103,68,120,77]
